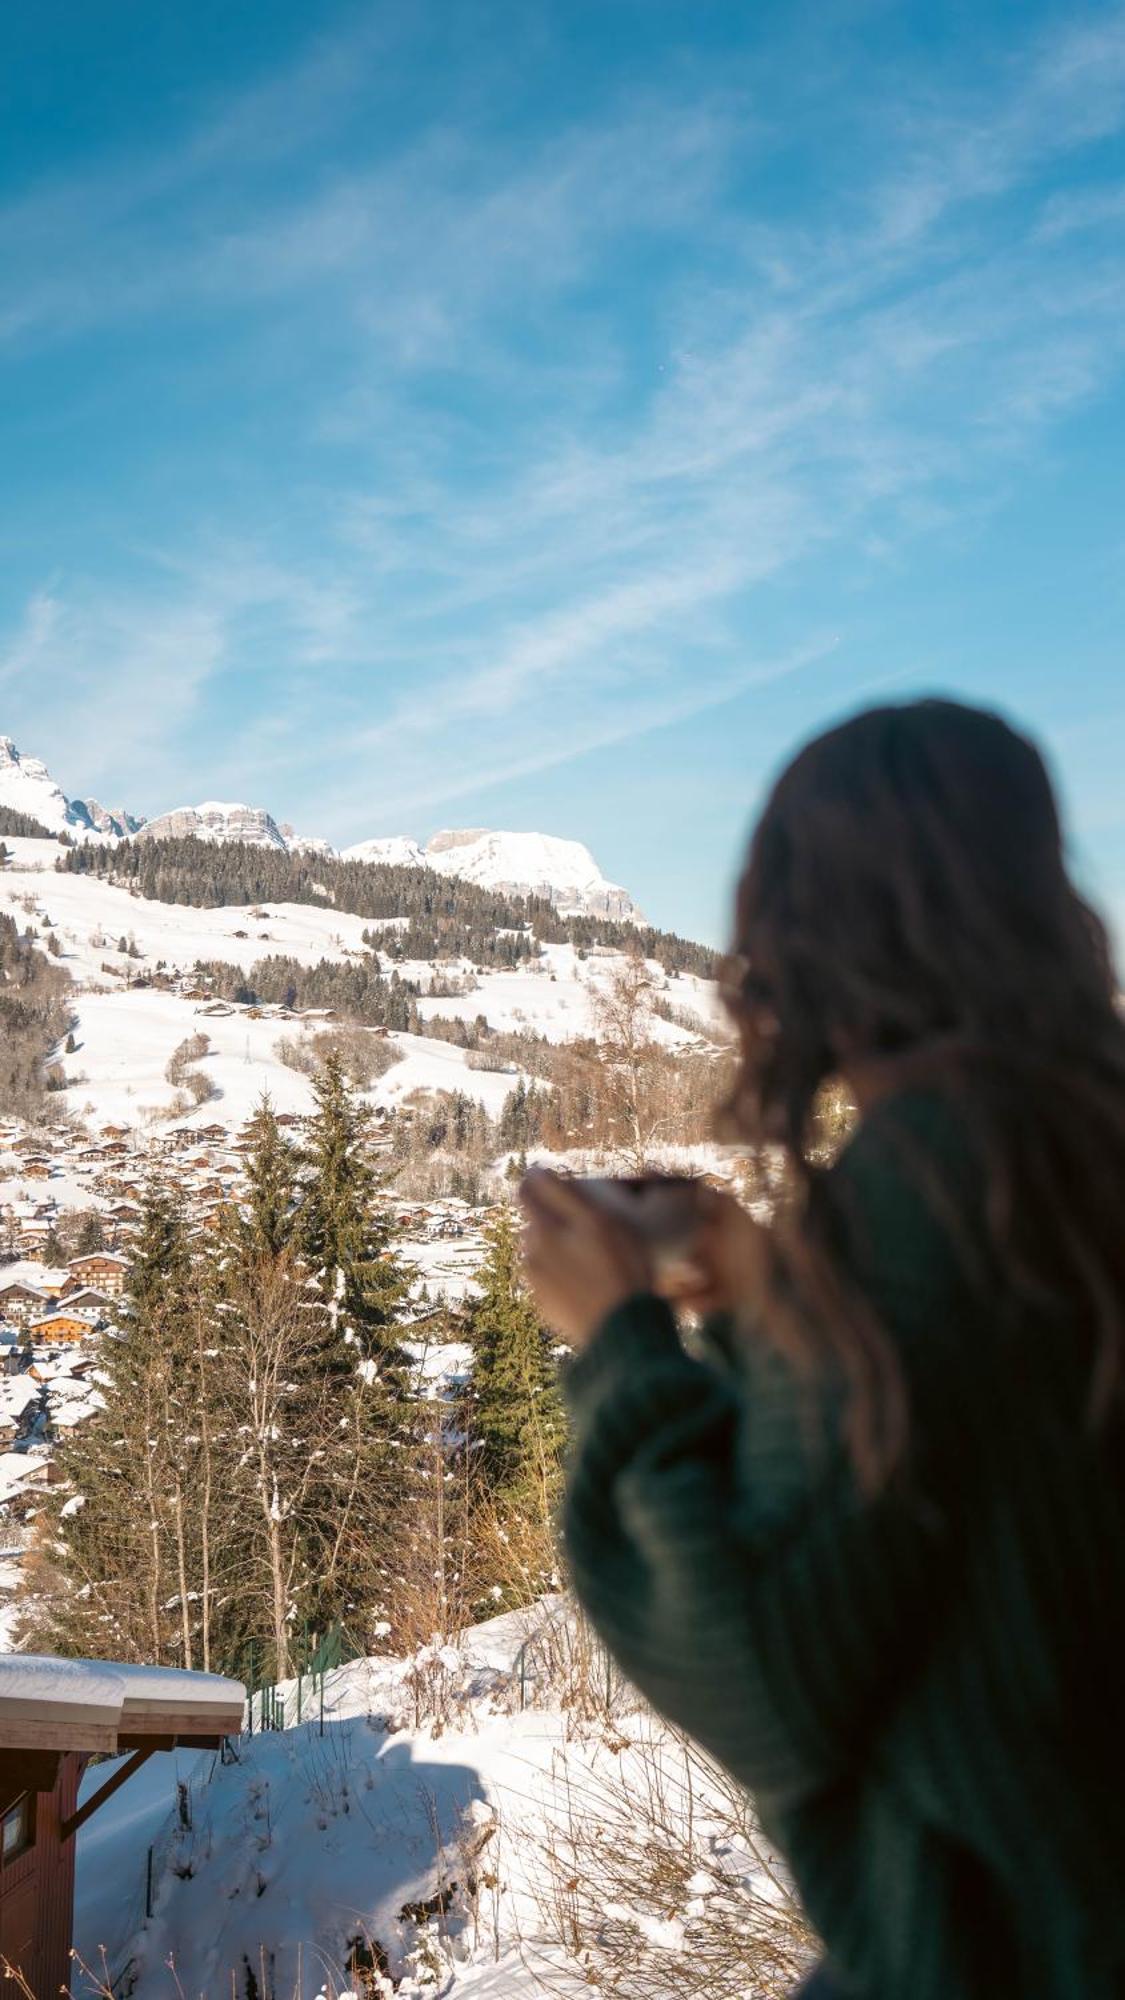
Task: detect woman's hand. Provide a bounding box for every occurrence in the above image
[520,1168,654,1349]
[662,1187,774,1317]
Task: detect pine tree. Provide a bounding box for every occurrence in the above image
[240,1093,297,1256]
[470,1204,566,1502]
[298,1054,407,1358]
[292,1054,422,1641]
[75,1210,106,1255]
[126,1179,192,1320]
[24,1181,203,1664]
[208,1245,357,1676]
[467,1204,566,1614]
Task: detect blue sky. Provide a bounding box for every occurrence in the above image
[1,0,1124,945]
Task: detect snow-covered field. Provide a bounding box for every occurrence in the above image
[3,839,388,978]
[1,842,722,1135]
[72,1603,810,2000]
[62,994,524,1133]
[414,947,724,1049]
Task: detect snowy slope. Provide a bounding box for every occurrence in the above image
[72,1604,810,2000]
[3,838,388,978]
[0,839,727,1176]
[60,997,525,1132]
[1,843,715,1136]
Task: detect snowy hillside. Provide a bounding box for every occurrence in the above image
[72,1603,811,2000]
[1,836,719,1139]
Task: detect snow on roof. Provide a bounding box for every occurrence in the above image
[107,1660,246,1716]
[0,1450,48,1501]
[0,1653,246,1752]
[0,1378,41,1420]
[0,1654,124,1718]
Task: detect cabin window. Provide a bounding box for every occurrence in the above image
[1,1791,34,1864]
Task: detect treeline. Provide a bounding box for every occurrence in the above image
[0,804,61,839]
[61,834,551,927]
[21,1066,564,1678]
[59,834,716,976]
[0,912,72,1119]
[196,953,423,1029]
[362,921,537,968]
[392,1044,734,1204]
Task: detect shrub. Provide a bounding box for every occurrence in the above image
[165,1032,211,1086]
[277,1025,403,1089]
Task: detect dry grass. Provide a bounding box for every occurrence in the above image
[520,1723,817,1999]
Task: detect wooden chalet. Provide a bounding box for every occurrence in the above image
[56,1285,113,1315]
[27,1309,100,1347]
[0,1286,50,1326]
[64,1254,127,1299]
[0,1656,244,1997]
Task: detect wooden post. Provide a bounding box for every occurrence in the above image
[60,1747,158,1843]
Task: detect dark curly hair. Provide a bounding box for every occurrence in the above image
[723,697,1125,1484]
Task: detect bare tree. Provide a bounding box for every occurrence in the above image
[591,954,664,1171]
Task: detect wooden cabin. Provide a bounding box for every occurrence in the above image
[0,1656,244,1997]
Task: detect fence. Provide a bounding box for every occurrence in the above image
[239,1618,365,1736]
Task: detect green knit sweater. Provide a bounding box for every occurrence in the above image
[563,1092,1125,2000]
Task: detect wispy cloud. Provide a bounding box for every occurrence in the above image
[0,589,224,801]
[4,2,1125,873]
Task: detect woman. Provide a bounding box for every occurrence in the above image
[521,698,1125,2000]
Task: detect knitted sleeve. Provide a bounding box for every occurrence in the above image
[563,1287,960,1810]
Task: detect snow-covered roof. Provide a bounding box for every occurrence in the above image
[0,1653,246,1753]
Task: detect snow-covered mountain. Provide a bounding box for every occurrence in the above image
[140,802,289,849]
[343,834,430,871]
[0,739,141,840]
[341,829,640,918]
[0,732,641,919]
[425,828,640,919]
[278,823,335,858]
[71,798,145,838]
[0,736,73,833]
